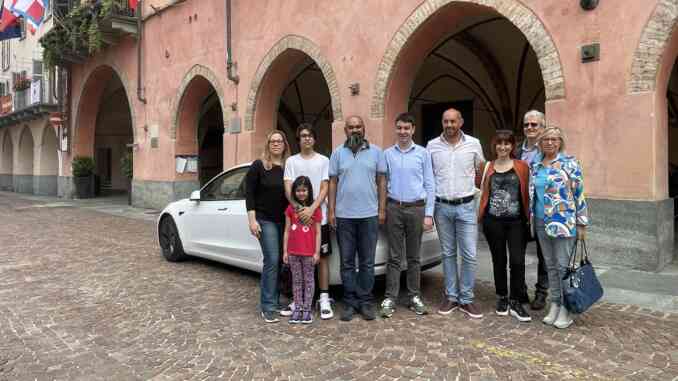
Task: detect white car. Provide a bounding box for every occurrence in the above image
[157,163,442,285]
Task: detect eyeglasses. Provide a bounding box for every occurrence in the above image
[523,122,541,128]
[541,137,561,143]
[269,139,285,145]
[299,133,314,139]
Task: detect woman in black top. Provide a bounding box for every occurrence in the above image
[245,130,290,323]
[477,130,532,322]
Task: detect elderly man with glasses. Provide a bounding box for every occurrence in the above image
[514,110,549,310]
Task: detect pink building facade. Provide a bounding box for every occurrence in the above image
[52,0,678,271]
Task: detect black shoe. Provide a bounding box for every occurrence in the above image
[340,305,355,322]
[359,303,376,321]
[510,300,532,322]
[261,311,280,323]
[495,296,509,316]
[531,292,547,311]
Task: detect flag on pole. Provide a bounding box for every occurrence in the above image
[0,19,20,41]
[0,0,19,33]
[10,0,47,30]
[0,0,20,41]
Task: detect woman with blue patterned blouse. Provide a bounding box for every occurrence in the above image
[529,126,589,329]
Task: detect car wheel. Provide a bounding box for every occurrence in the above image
[159,216,188,262]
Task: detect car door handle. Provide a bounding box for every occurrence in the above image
[217,207,229,211]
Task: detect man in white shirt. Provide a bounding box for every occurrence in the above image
[283,123,333,319]
[427,108,485,319]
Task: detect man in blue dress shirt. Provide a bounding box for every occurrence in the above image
[380,112,435,318]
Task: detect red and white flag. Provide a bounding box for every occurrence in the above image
[10,0,46,30]
[0,0,19,33]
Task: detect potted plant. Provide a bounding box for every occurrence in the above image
[120,151,133,205]
[13,77,31,91]
[72,156,96,199]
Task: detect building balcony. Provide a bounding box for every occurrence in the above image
[0,79,59,128]
[40,1,138,66]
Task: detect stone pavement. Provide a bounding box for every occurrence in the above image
[1,192,678,380]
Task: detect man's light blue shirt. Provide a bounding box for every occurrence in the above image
[384,143,435,217]
[329,141,387,219]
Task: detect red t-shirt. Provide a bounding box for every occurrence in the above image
[285,205,322,256]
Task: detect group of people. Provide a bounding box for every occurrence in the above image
[245,108,589,330]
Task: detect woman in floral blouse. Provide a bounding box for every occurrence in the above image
[529,126,589,329]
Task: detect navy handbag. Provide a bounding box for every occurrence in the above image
[561,240,604,314]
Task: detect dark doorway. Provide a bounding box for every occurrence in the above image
[277,60,333,156]
[408,15,545,152]
[95,147,112,195]
[93,74,133,197]
[420,100,474,145]
[197,93,224,186]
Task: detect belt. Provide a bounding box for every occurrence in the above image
[436,195,474,205]
[387,197,425,207]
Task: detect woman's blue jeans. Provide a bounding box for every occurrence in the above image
[257,219,283,313]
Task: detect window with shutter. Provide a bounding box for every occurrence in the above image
[1,41,10,71]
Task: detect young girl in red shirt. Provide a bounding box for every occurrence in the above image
[283,176,321,324]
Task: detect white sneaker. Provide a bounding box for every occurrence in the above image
[553,306,574,329]
[279,302,294,317]
[542,303,559,325]
[318,296,334,320]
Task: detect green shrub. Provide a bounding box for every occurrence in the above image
[120,152,133,178]
[72,156,96,177]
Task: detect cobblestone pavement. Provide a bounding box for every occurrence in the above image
[1,193,677,380]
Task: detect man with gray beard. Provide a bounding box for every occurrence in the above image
[328,116,387,321]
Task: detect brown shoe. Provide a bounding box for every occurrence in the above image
[437,299,458,315]
[459,303,483,319]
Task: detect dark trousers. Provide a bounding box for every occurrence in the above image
[482,217,527,300]
[385,202,424,300]
[336,216,379,309]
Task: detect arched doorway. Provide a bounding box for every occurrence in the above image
[0,131,13,190]
[373,1,561,149]
[73,66,134,199]
[276,59,334,156]
[245,35,343,156]
[16,127,34,193]
[409,17,544,147]
[36,126,59,195]
[175,73,225,187]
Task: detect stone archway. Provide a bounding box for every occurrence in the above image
[244,34,343,134]
[73,64,135,197]
[628,0,678,94]
[370,0,565,120]
[15,126,34,194]
[72,64,137,157]
[171,64,228,140]
[173,65,227,187]
[0,130,13,190]
[36,124,59,195]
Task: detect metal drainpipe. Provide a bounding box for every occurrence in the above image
[137,0,147,104]
[226,0,239,84]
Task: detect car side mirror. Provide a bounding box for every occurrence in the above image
[189,190,201,202]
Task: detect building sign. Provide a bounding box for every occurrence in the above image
[50,112,69,152]
[0,94,12,114]
[30,80,41,105]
